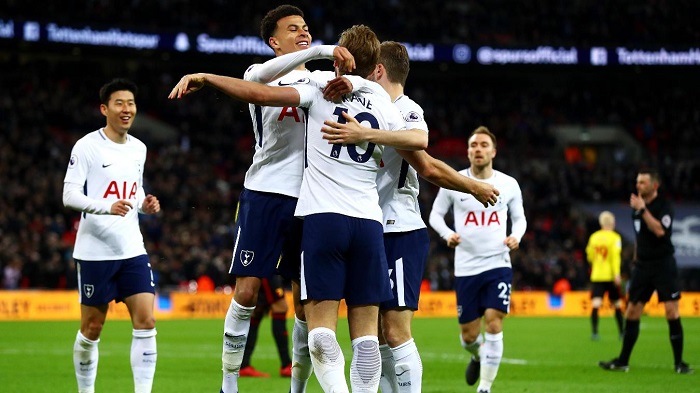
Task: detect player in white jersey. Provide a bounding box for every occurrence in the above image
[63,79,161,393]
[319,41,500,393]
[169,25,429,393]
[429,126,526,393]
[171,6,357,393]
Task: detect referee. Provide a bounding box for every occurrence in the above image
[599,169,693,374]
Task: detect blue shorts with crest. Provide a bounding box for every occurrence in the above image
[76,254,155,305]
[229,188,302,281]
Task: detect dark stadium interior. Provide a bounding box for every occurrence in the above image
[1,1,700,293]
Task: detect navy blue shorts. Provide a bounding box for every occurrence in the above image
[454,267,512,324]
[229,188,303,281]
[379,229,429,310]
[300,213,392,306]
[76,254,155,305]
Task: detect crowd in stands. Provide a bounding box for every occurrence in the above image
[2,2,700,294]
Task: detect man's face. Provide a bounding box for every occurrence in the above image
[271,15,311,54]
[467,133,496,167]
[636,173,657,197]
[101,90,136,134]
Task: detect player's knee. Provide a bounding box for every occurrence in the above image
[591,297,603,308]
[233,284,259,307]
[83,321,105,340]
[381,324,411,348]
[133,316,156,330]
[484,319,503,335]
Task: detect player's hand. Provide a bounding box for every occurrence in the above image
[614,274,622,287]
[141,194,161,214]
[504,236,520,250]
[323,77,353,101]
[446,232,461,248]
[168,74,207,99]
[110,200,133,217]
[471,182,500,208]
[629,193,645,211]
[333,46,355,73]
[321,111,368,144]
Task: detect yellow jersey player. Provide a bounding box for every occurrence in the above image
[585,211,623,341]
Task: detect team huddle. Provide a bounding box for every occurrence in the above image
[62,4,690,393]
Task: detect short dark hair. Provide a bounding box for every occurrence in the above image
[260,5,305,48]
[638,168,660,183]
[379,41,410,86]
[99,78,137,105]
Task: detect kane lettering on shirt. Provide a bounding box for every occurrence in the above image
[429,168,526,277]
[63,128,148,260]
[291,79,406,222]
[376,94,429,233]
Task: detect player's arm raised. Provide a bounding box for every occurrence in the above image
[321,110,427,150]
[398,150,499,207]
[169,73,301,108]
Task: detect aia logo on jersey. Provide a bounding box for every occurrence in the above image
[464,211,501,226]
[103,181,138,199]
[83,284,94,298]
[240,250,255,266]
[277,107,305,123]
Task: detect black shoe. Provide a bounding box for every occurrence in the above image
[466,356,480,385]
[599,358,629,372]
[676,361,694,374]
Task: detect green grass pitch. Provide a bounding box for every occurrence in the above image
[0,316,696,392]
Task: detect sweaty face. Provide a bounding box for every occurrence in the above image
[636,174,657,198]
[272,15,311,55]
[102,90,136,135]
[467,133,495,168]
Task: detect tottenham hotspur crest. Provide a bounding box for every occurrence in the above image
[83,284,94,298]
[240,250,255,266]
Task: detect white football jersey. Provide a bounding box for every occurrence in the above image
[429,168,527,277]
[292,79,406,222]
[242,66,310,197]
[376,95,429,233]
[64,129,148,260]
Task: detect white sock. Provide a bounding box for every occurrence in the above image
[308,327,348,393]
[131,328,157,393]
[350,335,381,393]
[391,338,422,393]
[290,316,313,393]
[460,333,483,360]
[221,298,255,393]
[477,332,503,393]
[379,344,397,393]
[73,330,99,393]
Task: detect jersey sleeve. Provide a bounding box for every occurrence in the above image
[63,181,112,214]
[244,45,336,83]
[64,139,91,186]
[429,188,455,239]
[403,105,428,133]
[507,180,527,241]
[291,83,321,107]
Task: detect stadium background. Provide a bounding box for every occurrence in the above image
[1,1,700,299]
